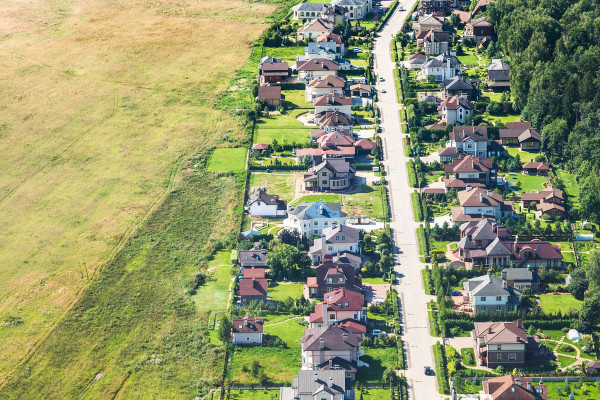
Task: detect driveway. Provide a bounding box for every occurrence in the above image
[372,1,443,398]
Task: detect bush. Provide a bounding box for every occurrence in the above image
[558,344,575,353]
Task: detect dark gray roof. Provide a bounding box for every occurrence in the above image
[465,273,521,304]
[239,249,268,266]
[502,268,540,283]
[293,2,328,12]
[313,159,356,175]
[441,76,474,91]
[310,224,360,255]
[248,189,287,210]
[423,54,461,69]
[300,325,360,351]
[294,370,347,396]
[457,235,477,250]
[488,59,510,81]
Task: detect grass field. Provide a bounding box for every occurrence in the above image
[229,390,279,399]
[342,184,385,219]
[505,173,548,192]
[557,354,577,368]
[556,169,580,210]
[249,172,300,202]
[291,194,341,205]
[0,0,282,385]
[262,46,305,64]
[254,114,312,145]
[357,347,398,382]
[268,282,304,301]
[208,148,248,172]
[283,90,313,109]
[546,381,600,399]
[193,250,233,314]
[538,294,582,314]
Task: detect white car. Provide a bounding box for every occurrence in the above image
[381,89,387,93]
[352,47,362,53]
[379,77,385,81]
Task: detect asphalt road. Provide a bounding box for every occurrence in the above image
[372,3,444,399]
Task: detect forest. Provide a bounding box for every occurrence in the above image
[488,0,600,223]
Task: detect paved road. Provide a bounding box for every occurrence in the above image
[372,3,443,399]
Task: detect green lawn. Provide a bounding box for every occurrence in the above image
[254,114,312,145]
[268,282,304,301]
[346,50,370,68]
[290,194,340,206]
[261,157,297,166]
[283,89,312,109]
[557,354,577,368]
[505,173,548,192]
[193,250,233,314]
[262,46,305,64]
[360,389,392,400]
[482,91,503,102]
[342,184,385,219]
[357,346,398,382]
[505,146,541,160]
[207,147,247,172]
[538,294,582,314]
[482,112,523,125]
[229,390,279,400]
[556,169,580,210]
[249,172,299,202]
[460,347,476,367]
[457,54,479,65]
[430,240,454,253]
[363,277,391,284]
[546,381,600,400]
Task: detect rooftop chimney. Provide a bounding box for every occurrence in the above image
[329,376,333,387]
[314,372,319,382]
[319,337,325,350]
[479,193,483,203]
[322,302,328,323]
[329,358,333,369]
[244,319,249,326]
[515,378,522,386]
[487,190,493,198]
[527,381,531,391]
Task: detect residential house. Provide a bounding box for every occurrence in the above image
[309,223,361,263]
[306,75,346,102]
[480,375,548,400]
[487,59,510,90]
[463,271,521,314]
[309,288,366,329]
[307,259,363,299]
[259,60,290,84]
[332,251,363,269]
[247,189,287,217]
[243,268,266,279]
[232,315,264,345]
[315,110,353,134]
[419,0,451,15]
[413,14,444,34]
[444,154,494,189]
[501,268,540,291]
[440,75,477,99]
[279,370,352,400]
[304,159,356,192]
[297,18,334,41]
[465,17,493,41]
[257,86,284,107]
[438,95,473,124]
[420,53,461,82]
[303,41,340,62]
[239,249,268,268]
[315,357,358,382]
[499,122,541,151]
[252,143,269,153]
[451,187,514,222]
[451,9,471,25]
[317,32,347,56]
[473,320,542,368]
[297,58,339,82]
[406,53,428,69]
[447,125,489,157]
[521,186,566,220]
[292,3,329,20]
[521,161,550,176]
[472,0,491,17]
[437,146,464,163]
[331,0,371,20]
[284,201,347,237]
[350,83,371,97]
[313,92,352,116]
[239,277,268,305]
[502,240,563,268]
[417,30,450,56]
[322,5,348,25]
[419,94,441,104]
[300,325,362,369]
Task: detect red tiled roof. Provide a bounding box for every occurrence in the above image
[439,96,474,111]
[450,125,488,142]
[243,268,266,279]
[313,92,352,107]
[309,75,346,89]
[232,316,264,333]
[297,58,339,72]
[522,161,549,171]
[482,375,548,400]
[459,188,505,207]
[257,86,282,100]
[253,143,269,150]
[354,139,376,150]
[239,278,268,297]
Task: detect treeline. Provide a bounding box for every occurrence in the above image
[488,0,600,223]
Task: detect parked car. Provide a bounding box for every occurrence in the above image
[372,329,387,337]
[450,290,462,296]
[381,89,387,93]
[352,47,362,53]
[424,366,433,375]
[379,77,385,82]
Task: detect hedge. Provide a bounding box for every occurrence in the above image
[249,163,308,171]
[407,160,418,187]
[274,82,305,90]
[355,163,379,171]
[411,192,423,222]
[433,342,451,394]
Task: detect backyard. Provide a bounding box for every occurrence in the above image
[207,148,248,173]
[249,172,300,202]
[268,282,304,301]
[538,294,582,314]
[504,172,548,193]
[254,114,312,145]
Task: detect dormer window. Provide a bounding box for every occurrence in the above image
[344,302,349,307]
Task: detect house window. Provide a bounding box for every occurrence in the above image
[480,306,486,312]
[335,236,339,240]
[496,305,502,312]
[349,246,353,251]
[526,141,535,148]
[496,353,502,361]
[508,353,517,361]
[329,313,335,320]
[327,246,333,251]
[344,302,349,307]
[327,278,332,283]
[497,345,502,350]
[314,222,318,226]
[496,296,502,301]
[480,297,486,302]
[314,230,318,234]
[322,180,328,184]
[324,222,328,226]
[341,236,345,240]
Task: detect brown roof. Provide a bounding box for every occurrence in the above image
[506,121,532,130]
[482,375,548,400]
[474,320,527,345]
[300,326,360,351]
[408,53,427,60]
[252,143,269,150]
[449,125,488,142]
[257,86,283,100]
[438,147,459,156]
[421,188,446,194]
[309,75,346,89]
[299,18,334,33]
[451,206,482,222]
[423,30,449,43]
[439,96,474,111]
[297,58,339,72]
[522,161,549,171]
[518,129,541,143]
[316,31,343,45]
[426,123,446,131]
[503,240,563,261]
[309,288,364,323]
[446,155,492,174]
[354,139,376,150]
[444,178,486,189]
[261,62,289,72]
[452,9,471,24]
[317,110,353,127]
[536,202,565,213]
[239,278,268,297]
[232,316,264,334]
[350,83,371,92]
[243,268,266,279]
[459,187,504,207]
[313,92,352,107]
[317,132,355,148]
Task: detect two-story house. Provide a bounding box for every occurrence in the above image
[300,325,362,369]
[312,92,353,116]
[292,3,329,20]
[481,375,548,400]
[463,271,521,314]
[259,60,290,85]
[473,320,539,368]
[444,154,494,190]
[247,189,287,218]
[440,75,477,100]
[447,125,489,157]
[239,277,268,305]
[296,17,335,41]
[438,95,473,124]
[307,259,363,299]
[521,186,566,220]
[321,5,348,25]
[239,249,268,269]
[303,159,356,192]
[232,315,264,345]
[417,30,450,56]
[297,58,339,82]
[309,223,360,264]
[501,268,540,292]
[306,75,346,102]
[284,201,347,237]
[413,14,443,34]
[451,187,514,222]
[420,53,461,82]
[487,59,510,91]
[301,41,339,62]
[308,288,366,329]
[316,32,346,56]
[499,121,541,151]
[279,370,352,400]
[464,17,493,41]
[315,110,353,135]
[331,0,371,20]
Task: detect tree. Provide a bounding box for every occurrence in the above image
[450,13,460,27]
[267,244,311,280]
[217,314,232,343]
[541,118,569,160]
[580,174,600,225]
[383,366,398,385]
[587,252,600,295]
[568,267,588,300]
[579,292,600,332]
[277,229,300,245]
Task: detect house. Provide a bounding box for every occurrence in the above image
[297,18,334,41]
[521,161,550,176]
[315,357,358,382]
[451,187,514,222]
[308,288,366,329]
[300,325,362,369]
[451,9,471,24]
[465,17,493,41]
[317,32,346,56]
[499,121,541,151]
[502,240,563,268]
[302,41,339,62]
[437,146,464,163]
[257,86,284,107]
[419,0,451,15]
[322,5,348,25]
[406,53,428,69]
[309,224,361,263]
[413,14,444,34]
[463,271,521,314]
[440,75,477,99]
[307,259,363,299]
[481,375,548,400]
[331,0,371,20]
[520,187,564,210]
[473,320,543,368]
[306,75,346,101]
[420,53,461,82]
[297,58,339,81]
[487,59,510,90]
[284,201,347,237]
[472,0,491,16]
[292,3,329,20]
[279,370,352,400]
[501,268,540,291]
[232,315,264,345]
[239,249,268,268]
[297,132,374,162]
[438,95,473,124]
[304,159,356,192]
[315,110,353,134]
[252,143,269,152]
[239,277,268,305]
[247,189,287,217]
[313,92,353,116]
[350,83,371,97]
[260,61,290,84]
[416,30,450,56]
[444,154,494,189]
[447,125,489,157]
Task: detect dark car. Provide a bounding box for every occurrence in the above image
[424,366,432,375]
[450,290,462,296]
